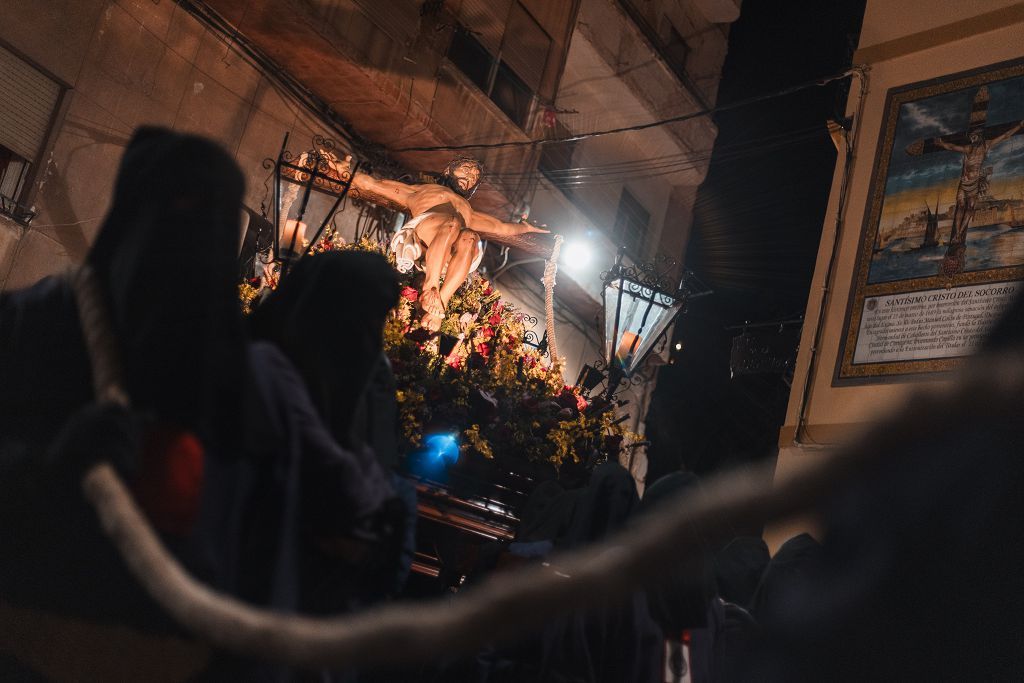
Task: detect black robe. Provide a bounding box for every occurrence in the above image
[479,463,664,683]
[745,292,1024,681]
[0,127,249,677]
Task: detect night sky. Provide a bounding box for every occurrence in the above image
[645,0,867,483]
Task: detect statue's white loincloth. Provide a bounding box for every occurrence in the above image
[389,212,484,275]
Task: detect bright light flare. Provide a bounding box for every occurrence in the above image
[562,239,593,271]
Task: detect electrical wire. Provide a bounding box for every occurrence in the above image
[487,123,826,180]
[793,66,870,447]
[462,124,827,197]
[489,128,826,188]
[394,69,858,153]
[174,0,849,204]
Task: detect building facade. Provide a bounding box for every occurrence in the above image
[0,0,737,487]
[769,0,1024,550]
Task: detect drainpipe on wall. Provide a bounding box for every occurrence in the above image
[792,66,870,447]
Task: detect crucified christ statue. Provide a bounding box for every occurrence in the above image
[339,156,548,331]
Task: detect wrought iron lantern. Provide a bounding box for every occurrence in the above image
[521,312,549,356]
[264,133,359,276]
[575,363,606,393]
[597,249,708,398]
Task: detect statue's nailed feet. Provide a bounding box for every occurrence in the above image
[420,311,443,332]
[420,287,445,332]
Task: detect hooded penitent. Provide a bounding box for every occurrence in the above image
[86,126,247,449]
[713,536,770,609]
[638,471,711,636]
[539,463,663,683]
[1,126,246,474]
[248,249,400,448]
[0,129,247,675]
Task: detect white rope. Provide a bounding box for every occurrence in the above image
[67,263,1024,670]
[541,235,563,364]
[70,266,130,407]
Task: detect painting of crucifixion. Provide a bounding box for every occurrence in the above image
[839,59,1024,382]
[868,69,1024,284]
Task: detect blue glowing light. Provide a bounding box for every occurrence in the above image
[424,432,460,465]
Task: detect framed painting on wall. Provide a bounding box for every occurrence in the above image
[837,57,1024,382]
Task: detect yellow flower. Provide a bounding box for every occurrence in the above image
[238,282,260,315]
[463,424,494,459]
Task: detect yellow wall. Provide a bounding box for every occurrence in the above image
[768,1,1024,551]
[858,0,1022,50]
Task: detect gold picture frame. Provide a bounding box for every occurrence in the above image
[836,58,1024,383]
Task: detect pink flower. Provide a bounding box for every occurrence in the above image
[400,286,419,302]
[480,326,495,340]
[556,386,588,413]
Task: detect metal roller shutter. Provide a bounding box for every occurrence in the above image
[0,45,60,163]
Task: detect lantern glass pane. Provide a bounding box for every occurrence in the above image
[276,150,348,257]
[603,276,681,375]
[279,176,334,226]
[604,278,622,367]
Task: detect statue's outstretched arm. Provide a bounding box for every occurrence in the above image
[471,211,550,237]
[350,174,416,210]
[337,155,415,210]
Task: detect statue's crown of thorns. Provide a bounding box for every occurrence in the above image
[443,156,484,177]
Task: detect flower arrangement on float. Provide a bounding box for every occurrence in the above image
[240,230,638,476]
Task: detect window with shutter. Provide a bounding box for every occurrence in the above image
[458,0,513,55]
[448,27,494,92]
[446,1,550,131]
[0,44,62,224]
[490,61,532,127]
[663,22,691,76]
[500,3,550,94]
[614,189,651,258]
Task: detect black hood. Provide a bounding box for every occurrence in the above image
[86,126,247,449]
[248,250,399,446]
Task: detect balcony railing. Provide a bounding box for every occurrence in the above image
[0,194,36,225]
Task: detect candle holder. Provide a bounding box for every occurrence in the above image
[598,248,710,399]
[262,133,359,278]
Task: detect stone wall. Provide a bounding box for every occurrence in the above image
[0,0,348,290]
